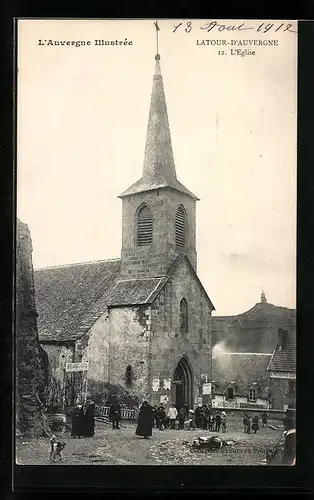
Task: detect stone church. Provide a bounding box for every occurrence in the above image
[35,52,215,410]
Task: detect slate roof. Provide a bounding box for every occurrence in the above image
[34,254,214,343]
[34,259,121,342]
[119,178,199,201]
[267,330,296,373]
[212,353,272,399]
[107,277,167,306]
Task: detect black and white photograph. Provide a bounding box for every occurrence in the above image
[16,18,297,466]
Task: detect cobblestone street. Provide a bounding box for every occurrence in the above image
[16,416,283,466]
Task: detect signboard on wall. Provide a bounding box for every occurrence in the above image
[163,379,171,390]
[152,379,160,391]
[202,383,211,395]
[160,395,169,404]
[65,361,89,372]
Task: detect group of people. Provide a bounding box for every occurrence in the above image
[243,412,267,434]
[70,397,270,440]
[134,402,229,438]
[70,399,95,438]
[150,403,227,432]
[150,403,186,431]
[194,405,227,432]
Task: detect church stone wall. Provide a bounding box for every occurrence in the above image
[106,306,152,402]
[79,310,110,397]
[149,258,212,407]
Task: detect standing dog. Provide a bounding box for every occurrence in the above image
[49,434,66,462]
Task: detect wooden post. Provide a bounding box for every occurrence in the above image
[84,373,88,404]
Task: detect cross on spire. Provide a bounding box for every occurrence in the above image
[119,21,199,201]
[154,20,160,60]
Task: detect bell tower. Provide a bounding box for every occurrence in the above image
[119,25,199,279]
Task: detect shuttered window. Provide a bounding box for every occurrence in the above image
[248,388,257,402]
[137,204,152,246]
[175,206,186,247]
[227,387,234,400]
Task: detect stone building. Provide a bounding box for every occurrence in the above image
[16,219,48,436]
[267,328,296,410]
[34,52,215,411]
[212,292,296,353]
[211,352,272,409]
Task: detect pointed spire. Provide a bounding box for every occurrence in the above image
[119,24,198,200]
[142,52,178,187]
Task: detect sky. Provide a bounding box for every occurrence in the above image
[17,19,297,315]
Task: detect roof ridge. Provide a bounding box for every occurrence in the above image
[34,258,121,270]
[115,276,166,283]
[213,352,273,356]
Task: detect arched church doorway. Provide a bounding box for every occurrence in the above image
[173,356,193,409]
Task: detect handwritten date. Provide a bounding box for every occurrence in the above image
[173,21,297,34]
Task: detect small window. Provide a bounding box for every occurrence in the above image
[198,330,203,349]
[125,365,133,387]
[175,205,186,247]
[248,388,257,402]
[180,298,188,333]
[137,204,152,246]
[226,387,234,400]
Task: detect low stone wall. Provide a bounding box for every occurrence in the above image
[212,406,286,420]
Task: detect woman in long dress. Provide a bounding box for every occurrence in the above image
[71,404,84,438]
[85,400,95,437]
[252,415,259,434]
[135,401,153,439]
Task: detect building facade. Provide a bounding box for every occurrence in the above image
[211,352,272,409]
[35,52,215,411]
[267,328,296,410]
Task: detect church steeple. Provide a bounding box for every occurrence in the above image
[119,23,198,278]
[119,32,198,200]
[142,52,177,187]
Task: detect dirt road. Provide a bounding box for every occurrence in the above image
[16,417,282,466]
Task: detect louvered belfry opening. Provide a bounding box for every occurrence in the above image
[175,205,186,247]
[137,204,153,246]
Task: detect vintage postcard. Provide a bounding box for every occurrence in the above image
[16,19,297,467]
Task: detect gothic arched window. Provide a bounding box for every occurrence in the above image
[180,298,188,333]
[125,365,133,387]
[136,204,153,246]
[175,205,186,247]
